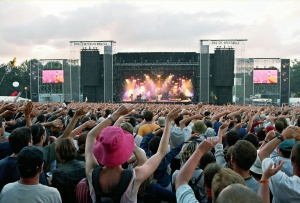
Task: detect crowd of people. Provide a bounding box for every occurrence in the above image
[0,101,299,203]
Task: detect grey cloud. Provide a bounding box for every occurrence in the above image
[0,1,238,52]
[0,1,298,61]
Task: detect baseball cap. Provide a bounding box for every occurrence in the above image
[278,138,296,151]
[17,146,44,170]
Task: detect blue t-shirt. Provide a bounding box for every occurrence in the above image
[0,142,13,160]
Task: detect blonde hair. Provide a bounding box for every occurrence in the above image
[180,141,199,168]
[212,168,246,201]
[138,174,156,197]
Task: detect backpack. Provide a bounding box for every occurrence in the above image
[188,171,205,202]
[92,165,133,203]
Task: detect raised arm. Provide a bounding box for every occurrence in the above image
[133,144,147,167]
[290,111,297,126]
[24,102,33,127]
[134,108,181,183]
[68,120,96,139]
[85,105,134,181]
[175,138,216,189]
[195,102,203,115]
[0,103,17,114]
[259,126,300,161]
[258,160,284,203]
[179,114,202,129]
[57,107,87,141]
[211,109,230,124]
[214,122,229,167]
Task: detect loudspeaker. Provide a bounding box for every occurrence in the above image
[215,86,232,105]
[199,51,210,103]
[80,50,104,102]
[280,59,290,105]
[82,86,103,102]
[80,50,103,86]
[30,60,39,102]
[213,49,234,86]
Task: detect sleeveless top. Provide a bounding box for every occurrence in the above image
[120,169,137,203]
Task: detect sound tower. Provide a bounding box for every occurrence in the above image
[280,59,290,105]
[30,60,39,102]
[80,50,104,102]
[213,48,235,105]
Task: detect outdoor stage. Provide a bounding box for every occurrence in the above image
[121,99,193,104]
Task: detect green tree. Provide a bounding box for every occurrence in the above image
[290,59,300,97]
[0,60,30,97]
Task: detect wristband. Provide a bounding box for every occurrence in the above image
[259,179,269,184]
[264,139,269,143]
[107,117,115,123]
[276,132,285,142]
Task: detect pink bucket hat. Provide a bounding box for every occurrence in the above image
[93,126,134,167]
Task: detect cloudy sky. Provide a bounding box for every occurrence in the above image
[0,0,299,65]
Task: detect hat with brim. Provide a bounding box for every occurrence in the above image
[192,120,207,134]
[157,117,166,127]
[250,152,263,175]
[93,126,134,167]
[204,128,216,137]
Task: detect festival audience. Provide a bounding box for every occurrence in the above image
[0,101,300,203]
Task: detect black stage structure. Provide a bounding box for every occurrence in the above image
[113,52,199,103]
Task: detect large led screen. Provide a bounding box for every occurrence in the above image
[253,69,278,84]
[42,70,64,84]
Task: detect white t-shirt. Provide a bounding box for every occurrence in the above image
[176,184,199,203]
[0,181,62,203]
[262,158,300,203]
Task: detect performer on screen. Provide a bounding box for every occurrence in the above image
[129,94,133,101]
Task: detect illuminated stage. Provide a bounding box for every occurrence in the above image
[121,72,194,102]
[113,52,199,103]
[121,99,193,105]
